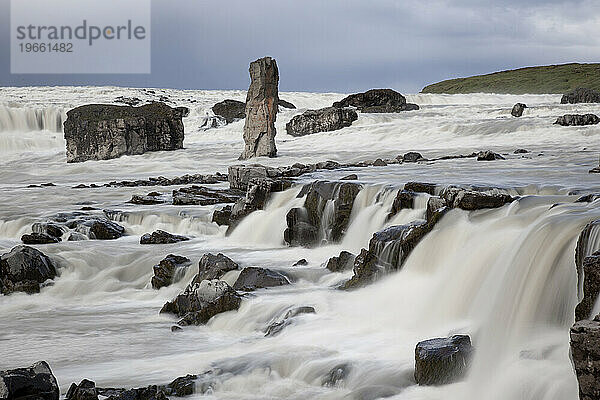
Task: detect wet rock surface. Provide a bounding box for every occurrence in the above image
[66,379,98,400]
[140,230,190,245]
[285,107,358,136]
[264,306,316,336]
[575,251,600,322]
[511,103,527,117]
[191,253,239,284]
[333,89,419,112]
[561,87,600,104]
[570,316,600,400]
[212,99,246,123]
[340,248,379,290]
[554,114,600,126]
[326,251,356,272]
[64,102,186,163]
[0,245,57,295]
[232,267,290,291]
[151,254,192,290]
[0,361,59,400]
[21,232,61,244]
[172,185,244,206]
[161,279,242,326]
[414,335,473,385]
[441,187,514,210]
[477,150,505,161]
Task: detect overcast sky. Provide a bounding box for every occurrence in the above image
[0,0,598,93]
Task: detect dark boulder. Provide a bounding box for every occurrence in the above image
[333,89,419,112]
[140,230,189,245]
[211,99,246,123]
[293,259,308,266]
[129,194,165,205]
[477,150,505,161]
[511,103,527,117]
[341,174,358,181]
[278,99,296,110]
[441,187,513,211]
[373,158,387,166]
[284,208,319,247]
[191,253,239,284]
[426,196,450,226]
[514,148,529,154]
[232,267,290,291]
[0,361,59,400]
[64,102,185,163]
[340,248,380,290]
[575,251,600,322]
[99,385,167,400]
[21,232,61,244]
[326,251,356,272]
[265,306,316,336]
[561,87,600,104]
[368,222,431,271]
[172,185,243,206]
[114,96,142,106]
[576,194,600,203]
[404,181,436,195]
[66,379,98,400]
[285,107,358,137]
[414,335,473,385]
[554,114,600,126]
[570,316,600,400]
[322,364,351,387]
[388,190,416,220]
[32,222,65,238]
[72,218,125,240]
[0,245,57,295]
[160,279,242,326]
[151,254,192,290]
[227,178,292,229]
[401,152,425,163]
[228,165,281,190]
[212,205,232,226]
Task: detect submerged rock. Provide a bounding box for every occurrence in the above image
[570,317,600,400]
[0,245,57,295]
[284,208,319,247]
[161,279,242,326]
[212,99,246,123]
[326,251,356,272]
[191,253,239,284]
[265,306,316,336]
[333,89,419,112]
[240,56,279,160]
[340,248,380,290]
[32,222,66,238]
[575,251,600,322]
[368,221,432,271]
[285,107,358,136]
[414,335,473,385]
[476,150,505,161]
[64,102,186,163]
[212,205,232,226]
[21,232,61,244]
[388,190,417,219]
[232,267,290,291]
[561,87,600,104]
[140,230,190,245]
[322,363,352,387]
[554,114,600,126]
[151,254,192,290]
[441,187,513,211]
[511,103,527,117]
[0,360,59,400]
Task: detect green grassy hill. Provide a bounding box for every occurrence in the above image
[421,63,600,94]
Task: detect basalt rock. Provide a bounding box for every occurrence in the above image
[172,185,244,206]
[401,152,425,163]
[278,99,296,110]
[0,245,57,295]
[477,150,505,161]
[326,251,356,272]
[0,361,59,400]
[426,196,450,226]
[140,230,189,245]
[284,208,319,247]
[333,89,419,112]
[64,102,186,163]
[239,57,279,160]
[341,174,358,181]
[575,219,600,321]
[66,379,98,400]
[21,232,61,244]
[151,254,192,290]
[388,190,417,220]
[571,316,600,400]
[285,107,358,136]
[322,364,352,387]
[129,194,165,205]
[228,161,342,190]
[575,252,600,322]
[105,173,227,188]
[368,221,432,271]
[32,222,66,238]
[264,306,316,336]
[191,253,239,284]
[340,248,379,290]
[554,114,600,126]
[441,187,513,211]
[511,103,527,117]
[212,99,246,123]
[160,279,242,326]
[561,87,600,104]
[414,335,473,385]
[404,181,436,195]
[212,205,233,226]
[232,267,290,291]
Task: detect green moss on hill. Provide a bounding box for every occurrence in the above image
[421,63,600,94]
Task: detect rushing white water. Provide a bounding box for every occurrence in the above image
[0,86,599,400]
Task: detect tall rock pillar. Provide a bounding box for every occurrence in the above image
[239,57,279,160]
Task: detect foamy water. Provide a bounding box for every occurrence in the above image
[0,86,599,400]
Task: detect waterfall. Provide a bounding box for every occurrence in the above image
[0,105,66,133]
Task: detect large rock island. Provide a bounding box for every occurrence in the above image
[63,102,187,163]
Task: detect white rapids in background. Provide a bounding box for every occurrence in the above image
[0,86,599,400]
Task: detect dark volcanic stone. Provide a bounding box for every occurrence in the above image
[340,248,379,290]
[265,306,316,336]
[368,221,431,271]
[322,364,351,387]
[402,152,425,163]
[340,174,358,181]
[441,187,513,211]
[129,195,165,205]
[32,222,65,238]
[212,205,233,226]
[66,379,98,400]
[0,245,57,295]
[388,190,416,219]
[333,89,419,112]
[561,87,600,104]
[21,232,61,244]
[511,103,527,117]
[554,114,600,126]
[404,181,436,195]
[191,253,239,284]
[278,99,296,109]
[477,150,505,161]
[74,218,125,240]
[414,335,473,386]
[293,259,308,266]
[151,254,192,290]
[326,251,355,272]
[172,186,243,206]
[212,99,246,123]
[575,251,600,321]
[140,230,189,245]
[64,102,185,163]
[514,148,529,154]
[232,267,290,291]
[285,107,358,137]
[570,318,600,400]
[0,360,59,400]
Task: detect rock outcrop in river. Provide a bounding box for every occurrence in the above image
[414,335,473,385]
[239,57,279,160]
[511,103,527,117]
[0,360,59,400]
[64,103,187,163]
[285,107,358,136]
[333,89,419,112]
[554,114,600,126]
[570,317,600,400]
[0,245,57,295]
[561,87,600,104]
